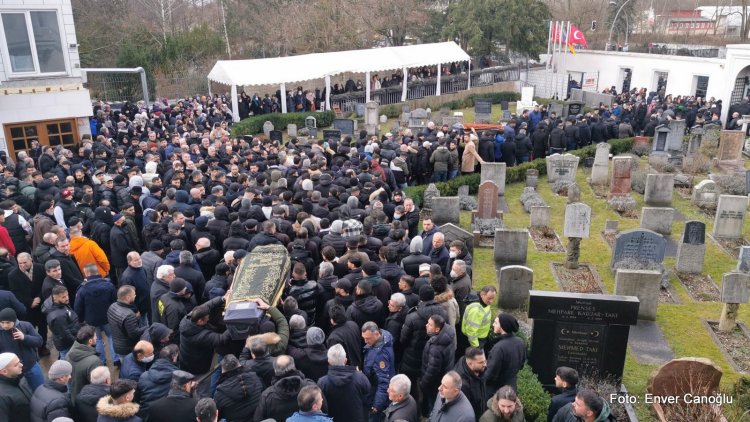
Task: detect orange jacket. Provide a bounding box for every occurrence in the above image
[70,236,110,277]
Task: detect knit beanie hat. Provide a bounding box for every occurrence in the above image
[0,308,16,322]
[48,360,72,379]
[498,313,520,334]
[306,327,325,346]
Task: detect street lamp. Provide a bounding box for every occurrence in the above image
[607,0,634,50]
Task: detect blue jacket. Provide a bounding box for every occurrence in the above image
[493,134,505,161]
[163,250,200,272]
[137,358,177,416]
[0,291,26,320]
[0,320,42,368]
[286,411,333,422]
[120,352,151,381]
[74,276,116,327]
[530,111,543,129]
[362,329,395,412]
[119,267,150,316]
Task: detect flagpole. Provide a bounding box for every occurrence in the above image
[547,20,553,97]
[557,21,563,99]
[564,21,571,99]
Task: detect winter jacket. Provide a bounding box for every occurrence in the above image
[399,300,448,375]
[119,266,151,316]
[149,279,170,325]
[66,340,100,403]
[347,294,384,328]
[214,367,263,422]
[30,380,72,422]
[461,141,483,173]
[253,370,317,422]
[69,236,110,278]
[109,225,135,269]
[485,333,526,394]
[317,365,371,422]
[76,383,109,422]
[140,252,163,286]
[401,253,431,278]
[43,300,79,352]
[0,374,32,422]
[48,250,84,296]
[462,295,493,347]
[0,320,43,369]
[552,400,616,422]
[320,232,347,257]
[480,397,525,422]
[288,279,322,325]
[159,293,196,339]
[326,320,363,369]
[178,296,232,375]
[383,396,419,422]
[547,388,578,422]
[95,396,142,422]
[548,127,566,150]
[291,343,328,382]
[430,146,451,173]
[174,264,206,300]
[454,356,487,418]
[75,275,116,327]
[429,391,475,422]
[421,324,457,403]
[120,352,151,381]
[107,301,147,356]
[362,329,395,412]
[239,353,275,389]
[434,289,460,328]
[137,358,178,417]
[531,129,548,159]
[147,389,196,422]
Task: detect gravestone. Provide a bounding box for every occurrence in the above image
[737,246,750,272]
[365,102,379,135]
[653,125,669,152]
[269,130,283,142]
[530,206,551,228]
[546,154,580,184]
[644,174,674,207]
[322,129,341,142]
[590,143,610,185]
[457,185,469,197]
[721,272,750,303]
[357,103,367,117]
[547,102,563,117]
[480,163,507,196]
[305,116,317,137]
[688,127,704,156]
[615,269,662,320]
[563,101,584,118]
[609,156,632,196]
[605,220,619,234]
[712,194,748,238]
[528,291,640,386]
[333,118,356,136]
[526,169,539,188]
[717,130,744,165]
[676,221,706,273]
[647,358,722,408]
[262,121,274,138]
[422,184,440,211]
[610,229,667,269]
[430,197,459,226]
[287,124,298,137]
[440,223,474,255]
[564,203,592,238]
[640,207,675,235]
[666,119,686,152]
[497,265,534,309]
[474,99,492,123]
[567,183,581,203]
[379,114,387,123]
[692,179,719,209]
[494,229,529,267]
[476,181,499,219]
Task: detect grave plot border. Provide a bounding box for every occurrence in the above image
[675,273,720,302]
[702,319,750,375]
[550,262,607,294]
[528,226,566,253]
[707,234,750,259]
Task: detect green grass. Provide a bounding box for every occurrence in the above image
[459,155,750,421]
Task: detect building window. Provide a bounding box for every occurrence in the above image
[4,118,78,159]
[0,10,65,75]
[695,76,709,98]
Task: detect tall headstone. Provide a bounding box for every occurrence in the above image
[497,265,534,309]
[644,174,674,207]
[676,221,706,273]
[440,223,474,255]
[481,163,507,196]
[611,229,667,269]
[528,291,640,386]
[546,154,580,184]
[717,130,745,169]
[422,184,440,211]
[430,197,459,226]
[476,181,499,219]
[564,203,592,238]
[692,179,719,209]
[609,156,632,196]
[365,101,379,136]
[590,143,611,185]
[712,194,748,239]
[653,125,669,152]
[639,207,675,235]
[457,185,469,197]
[494,229,529,267]
[526,169,539,188]
[688,127,704,156]
[333,118,356,136]
[666,119,686,153]
[530,206,551,228]
[287,124,298,137]
[737,246,750,272]
[615,269,662,320]
[719,271,750,331]
[262,121,274,138]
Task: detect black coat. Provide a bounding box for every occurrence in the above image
[399,300,448,375]
[326,320,363,369]
[253,370,317,422]
[317,365,371,422]
[485,333,526,395]
[347,295,384,328]
[109,225,135,269]
[548,387,578,422]
[75,383,109,422]
[178,296,232,375]
[420,325,456,392]
[8,264,45,311]
[30,380,72,422]
[214,367,263,422]
[384,394,419,422]
[194,247,221,282]
[0,375,31,422]
[107,301,147,356]
[454,356,487,418]
[48,250,84,295]
[239,354,275,389]
[174,264,206,301]
[148,390,197,422]
[401,253,431,278]
[136,358,178,418]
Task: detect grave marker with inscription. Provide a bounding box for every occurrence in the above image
[615,269,662,320]
[497,265,534,309]
[676,221,706,274]
[477,181,499,219]
[666,119,686,152]
[719,271,750,331]
[712,194,748,239]
[422,184,440,211]
[333,118,356,136]
[718,130,744,162]
[528,291,640,386]
[644,174,674,207]
[653,125,668,152]
[640,207,675,235]
[564,203,592,238]
[610,229,667,269]
[440,223,474,255]
[481,163,507,196]
[430,197,460,226]
[609,156,632,196]
[590,143,610,185]
[494,229,529,267]
[546,154,580,184]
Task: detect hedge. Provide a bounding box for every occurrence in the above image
[403,137,635,207]
[517,365,552,422]
[231,111,336,137]
[437,91,521,111]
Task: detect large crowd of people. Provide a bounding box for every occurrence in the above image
[0,85,712,422]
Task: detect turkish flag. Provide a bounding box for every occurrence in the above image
[569,24,588,48]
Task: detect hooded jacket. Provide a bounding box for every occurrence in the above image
[75,383,109,422]
[0,374,32,422]
[74,275,116,327]
[66,340,100,403]
[552,399,616,422]
[430,146,451,172]
[454,356,488,418]
[96,396,141,422]
[399,300,448,375]
[253,369,317,422]
[420,324,456,392]
[362,330,395,411]
[137,357,178,416]
[214,367,263,422]
[480,397,525,422]
[317,365,371,422]
[485,333,527,394]
[347,294,384,328]
[178,296,232,375]
[325,320,362,370]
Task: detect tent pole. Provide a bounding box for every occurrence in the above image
[280,83,287,114]
[231,84,240,122]
[401,67,408,102]
[467,59,471,90]
[325,75,331,111]
[366,71,371,103]
[436,63,442,96]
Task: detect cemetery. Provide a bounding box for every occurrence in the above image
[402,126,750,421]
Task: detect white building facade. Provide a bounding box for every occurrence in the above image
[0,0,91,159]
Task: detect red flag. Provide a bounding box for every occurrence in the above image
[550,23,565,43]
[569,24,588,48]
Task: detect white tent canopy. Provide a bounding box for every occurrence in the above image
[207,42,471,119]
